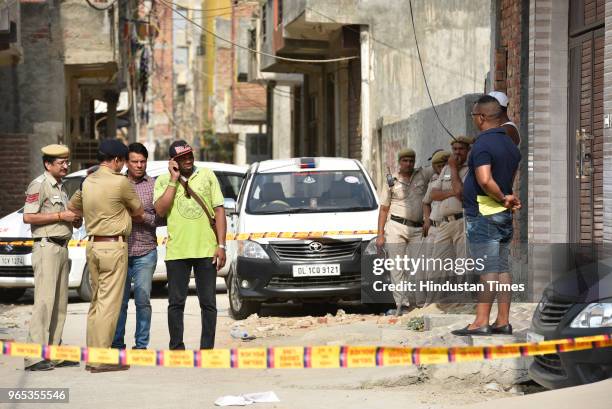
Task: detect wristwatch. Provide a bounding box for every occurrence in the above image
[218,244,226,250]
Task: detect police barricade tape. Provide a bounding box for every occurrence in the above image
[2,335,610,369]
[0,230,378,248]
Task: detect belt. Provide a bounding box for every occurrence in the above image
[432,213,464,227]
[33,237,68,247]
[390,215,423,228]
[89,236,124,242]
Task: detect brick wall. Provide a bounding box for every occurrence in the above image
[496,0,527,258]
[139,4,174,144]
[0,134,31,217]
[603,0,612,242]
[497,0,523,123]
[232,2,267,121]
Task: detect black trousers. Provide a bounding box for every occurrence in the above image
[166,258,217,350]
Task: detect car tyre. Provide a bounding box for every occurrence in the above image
[228,268,260,320]
[78,265,92,302]
[0,288,26,303]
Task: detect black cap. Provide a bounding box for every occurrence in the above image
[99,139,129,159]
[169,140,194,159]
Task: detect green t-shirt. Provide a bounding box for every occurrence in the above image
[154,167,224,260]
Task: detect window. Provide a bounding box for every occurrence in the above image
[215,172,245,201]
[246,170,377,214]
[262,4,267,42]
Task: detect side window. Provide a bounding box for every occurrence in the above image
[214,172,245,201]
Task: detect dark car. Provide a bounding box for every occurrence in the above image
[528,246,612,389]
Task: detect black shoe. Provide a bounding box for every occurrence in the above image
[89,364,130,373]
[451,325,492,336]
[491,324,513,335]
[132,346,147,350]
[53,360,80,368]
[25,360,54,371]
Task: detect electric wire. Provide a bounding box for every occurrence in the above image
[158,0,359,64]
[408,0,455,140]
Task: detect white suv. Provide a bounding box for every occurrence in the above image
[226,157,380,319]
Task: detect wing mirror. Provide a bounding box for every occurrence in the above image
[224,198,238,215]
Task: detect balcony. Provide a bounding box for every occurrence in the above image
[258,0,361,73]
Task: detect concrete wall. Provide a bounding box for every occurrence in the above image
[61,0,116,65]
[272,84,292,159]
[0,3,65,180]
[303,0,492,122]
[381,94,480,173]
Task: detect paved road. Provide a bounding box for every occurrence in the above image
[0,289,576,409]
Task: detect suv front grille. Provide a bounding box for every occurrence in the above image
[538,300,573,326]
[0,266,34,277]
[534,353,566,376]
[270,240,361,261]
[267,273,361,288]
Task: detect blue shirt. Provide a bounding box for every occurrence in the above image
[463,127,521,217]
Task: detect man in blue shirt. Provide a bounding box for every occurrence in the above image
[452,95,521,336]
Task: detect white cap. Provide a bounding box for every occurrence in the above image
[488,90,509,108]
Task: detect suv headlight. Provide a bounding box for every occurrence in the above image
[237,240,269,259]
[364,238,378,256]
[570,303,612,328]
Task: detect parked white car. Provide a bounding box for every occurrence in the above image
[226,157,380,319]
[0,161,246,302]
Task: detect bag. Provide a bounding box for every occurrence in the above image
[178,177,218,243]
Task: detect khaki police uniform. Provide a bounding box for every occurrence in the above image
[430,163,469,295]
[380,166,434,308]
[23,171,73,366]
[70,166,141,360]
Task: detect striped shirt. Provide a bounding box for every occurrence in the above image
[128,174,158,257]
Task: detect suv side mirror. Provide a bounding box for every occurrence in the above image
[224,198,237,215]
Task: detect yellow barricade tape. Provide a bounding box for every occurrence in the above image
[2,335,610,369]
[0,230,377,248]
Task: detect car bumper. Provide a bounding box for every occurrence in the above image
[529,303,612,389]
[0,264,35,287]
[235,256,362,301]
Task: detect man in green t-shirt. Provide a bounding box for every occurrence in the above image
[154,140,226,350]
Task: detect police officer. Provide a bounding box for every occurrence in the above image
[423,150,451,304]
[23,144,81,371]
[430,136,473,302]
[69,139,144,373]
[423,151,451,241]
[377,148,434,315]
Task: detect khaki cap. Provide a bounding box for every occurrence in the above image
[398,148,416,160]
[41,144,70,158]
[450,136,474,146]
[431,150,451,165]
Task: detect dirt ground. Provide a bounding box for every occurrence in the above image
[0,287,548,409]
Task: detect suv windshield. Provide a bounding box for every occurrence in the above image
[246,170,377,214]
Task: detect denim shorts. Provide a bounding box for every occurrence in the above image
[465,210,513,274]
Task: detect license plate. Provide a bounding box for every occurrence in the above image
[526,331,545,343]
[0,255,26,266]
[292,264,341,277]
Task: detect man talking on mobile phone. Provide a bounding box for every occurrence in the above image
[153,140,226,350]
